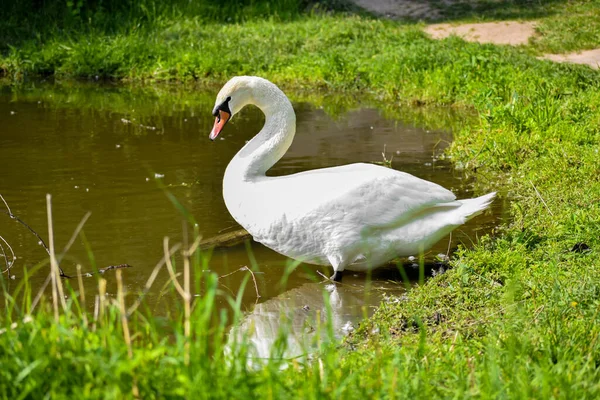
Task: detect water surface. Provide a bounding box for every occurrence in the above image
[0,82,504,338]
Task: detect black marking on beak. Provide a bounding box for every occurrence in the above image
[212,96,232,118]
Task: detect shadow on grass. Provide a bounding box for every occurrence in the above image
[350,0,570,23]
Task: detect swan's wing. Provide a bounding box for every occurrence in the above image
[267,163,457,227]
[324,164,457,227]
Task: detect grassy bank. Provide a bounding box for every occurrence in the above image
[3,1,600,82]
[2,1,600,398]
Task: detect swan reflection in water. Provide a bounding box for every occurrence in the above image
[227,279,404,365]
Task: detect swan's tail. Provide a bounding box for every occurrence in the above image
[455,192,497,223]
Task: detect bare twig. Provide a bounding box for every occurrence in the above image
[0,211,50,254]
[199,229,249,250]
[316,270,330,282]
[218,267,247,280]
[1,202,123,278]
[315,269,350,287]
[246,266,261,301]
[0,194,12,216]
[217,224,239,234]
[529,180,554,216]
[219,266,261,299]
[0,234,15,274]
[1,194,68,277]
[68,264,132,279]
[216,281,236,298]
[98,264,132,274]
[0,238,8,273]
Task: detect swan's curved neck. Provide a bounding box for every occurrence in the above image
[226,86,296,180]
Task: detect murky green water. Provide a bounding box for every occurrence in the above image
[0,82,504,339]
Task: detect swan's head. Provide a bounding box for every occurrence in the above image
[209,76,257,141]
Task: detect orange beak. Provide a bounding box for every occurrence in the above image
[209,110,231,141]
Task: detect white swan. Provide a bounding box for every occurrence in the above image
[209,76,496,281]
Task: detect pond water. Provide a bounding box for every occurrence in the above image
[0,82,504,354]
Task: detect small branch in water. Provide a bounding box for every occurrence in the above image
[316,270,330,282]
[54,264,133,279]
[315,269,348,286]
[1,195,50,255]
[199,228,250,250]
[0,238,8,272]
[217,224,241,234]
[219,266,261,299]
[98,264,132,274]
[0,234,15,274]
[1,193,128,279]
[0,194,12,216]
[1,193,68,277]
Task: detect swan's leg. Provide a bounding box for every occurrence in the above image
[327,254,346,282]
[331,270,344,282]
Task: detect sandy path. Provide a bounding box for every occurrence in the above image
[424,21,537,46]
[541,49,600,69]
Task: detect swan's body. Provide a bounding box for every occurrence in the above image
[210,76,496,280]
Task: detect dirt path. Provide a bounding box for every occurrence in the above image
[349,0,600,69]
[542,49,600,69]
[424,21,536,46]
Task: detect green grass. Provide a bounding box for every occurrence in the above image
[3,2,600,81]
[2,1,600,398]
[530,1,600,53]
